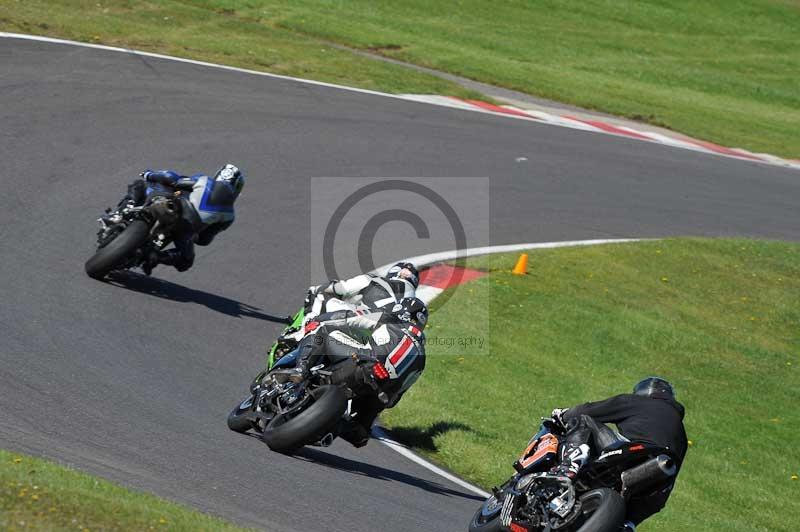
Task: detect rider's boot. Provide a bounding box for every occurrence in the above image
[338,421,370,448]
[142,250,160,276]
[549,442,590,479]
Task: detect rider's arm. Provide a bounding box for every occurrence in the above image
[143,170,198,190]
[321,274,373,298]
[311,310,383,333]
[562,394,634,425]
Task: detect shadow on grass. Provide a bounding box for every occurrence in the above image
[106,271,291,323]
[295,446,485,501]
[381,421,478,452]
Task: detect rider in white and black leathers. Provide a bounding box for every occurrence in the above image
[304,262,419,321]
[293,297,428,447]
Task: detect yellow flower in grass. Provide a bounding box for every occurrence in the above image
[792,474,798,481]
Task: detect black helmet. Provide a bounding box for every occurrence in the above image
[391,297,428,330]
[633,377,675,400]
[386,262,420,289]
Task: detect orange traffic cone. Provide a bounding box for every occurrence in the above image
[512,253,528,275]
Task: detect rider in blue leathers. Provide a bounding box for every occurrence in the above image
[120,164,244,274]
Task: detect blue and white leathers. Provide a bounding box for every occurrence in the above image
[144,170,236,227]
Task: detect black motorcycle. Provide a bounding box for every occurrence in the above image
[469,419,676,532]
[227,317,392,453]
[85,189,195,279]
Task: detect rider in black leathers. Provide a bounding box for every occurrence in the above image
[551,377,688,530]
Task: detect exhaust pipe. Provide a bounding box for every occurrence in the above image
[621,455,676,495]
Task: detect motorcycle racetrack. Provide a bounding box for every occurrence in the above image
[1,36,799,531]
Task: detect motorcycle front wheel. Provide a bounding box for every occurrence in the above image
[227,395,256,434]
[468,492,504,532]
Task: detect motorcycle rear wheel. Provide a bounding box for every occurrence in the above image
[85,220,150,279]
[261,385,346,454]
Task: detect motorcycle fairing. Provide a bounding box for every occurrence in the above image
[515,432,559,472]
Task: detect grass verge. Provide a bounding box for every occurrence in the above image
[2,2,797,156]
[0,449,248,531]
[382,238,800,531]
[266,0,800,157]
[0,0,482,99]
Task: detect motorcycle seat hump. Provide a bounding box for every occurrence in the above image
[595,422,630,451]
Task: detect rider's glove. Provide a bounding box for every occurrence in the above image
[140,170,154,181]
[551,408,569,428]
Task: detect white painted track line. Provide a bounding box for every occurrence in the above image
[372,427,491,498]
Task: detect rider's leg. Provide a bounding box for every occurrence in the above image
[339,394,382,448]
[293,330,328,377]
[551,415,593,478]
[143,229,195,275]
[624,482,673,527]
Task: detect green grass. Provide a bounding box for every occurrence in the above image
[2,2,798,157]
[382,238,800,531]
[0,449,249,531]
[265,0,800,157]
[0,0,482,98]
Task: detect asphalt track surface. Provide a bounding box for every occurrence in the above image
[1,37,799,531]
